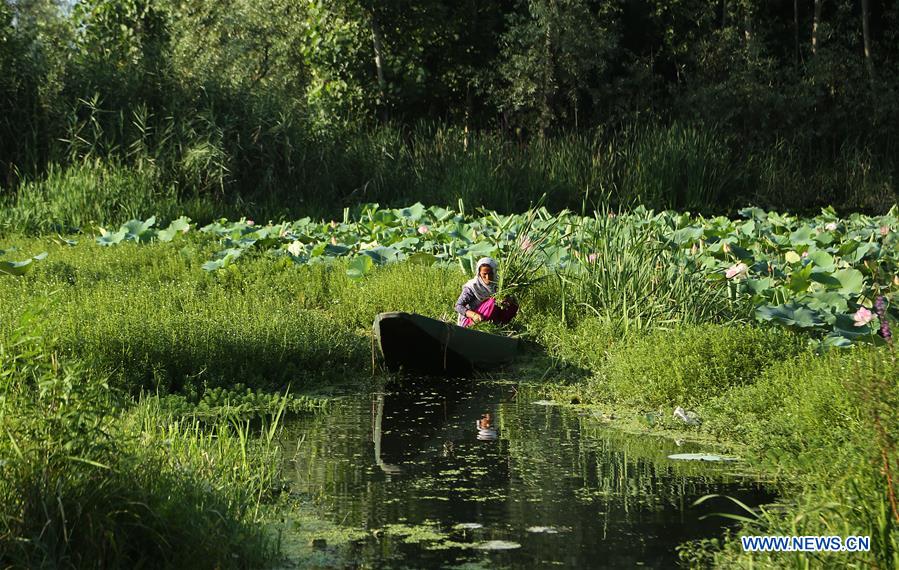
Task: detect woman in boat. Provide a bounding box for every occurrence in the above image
[455,257,518,328]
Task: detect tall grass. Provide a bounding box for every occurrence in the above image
[4,115,894,237]
[683,346,899,568]
[0,309,281,568]
[555,207,745,334]
[0,238,464,395]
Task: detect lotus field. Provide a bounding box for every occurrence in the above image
[8,202,892,347]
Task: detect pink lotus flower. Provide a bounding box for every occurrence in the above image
[881,226,890,237]
[520,236,535,252]
[725,263,749,279]
[246,219,255,226]
[825,222,838,231]
[587,253,598,263]
[853,306,874,327]
[801,251,809,258]
[417,224,429,234]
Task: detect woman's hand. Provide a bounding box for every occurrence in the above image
[466,310,483,323]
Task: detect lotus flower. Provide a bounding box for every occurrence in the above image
[587,253,597,264]
[725,263,748,279]
[520,236,535,252]
[417,224,429,234]
[246,219,255,226]
[287,241,303,257]
[825,222,838,232]
[881,226,890,237]
[853,306,874,327]
[801,251,809,258]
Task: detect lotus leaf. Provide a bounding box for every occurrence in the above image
[347,255,375,279]
[0,252,47,276]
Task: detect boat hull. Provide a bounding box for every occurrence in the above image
[372,312,518,375]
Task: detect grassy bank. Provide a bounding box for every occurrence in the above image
[2,217,897,567]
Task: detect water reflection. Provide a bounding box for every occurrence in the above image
[282,379,776,568]
[477,412,498,441]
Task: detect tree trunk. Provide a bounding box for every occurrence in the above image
[540,1,556,137]
[794,0,800,65]
[743,2,752,46]
[370,12,387,119]
[812,0,822,54]
[861,0,873,81]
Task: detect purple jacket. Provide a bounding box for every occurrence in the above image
[454,282,485,326]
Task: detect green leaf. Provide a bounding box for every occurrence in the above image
[804,292,848,313]
[158,216,191,242]
[833,269,865,295]
[407,252,437,266]
[362,246,402,265]
[806,250,835,271]
[756,303,825,328]
[789,225,816,246]
[396,203,426,222]
[346,255,374,279]
[96,228,127,245]
[0,252,48,276]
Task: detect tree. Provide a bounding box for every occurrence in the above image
[494,0,616,135]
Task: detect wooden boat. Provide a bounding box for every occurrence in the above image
[372,312,518,375]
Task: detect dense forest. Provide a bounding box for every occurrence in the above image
[2,0,898,219]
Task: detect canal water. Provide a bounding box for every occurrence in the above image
[280,378,774,568]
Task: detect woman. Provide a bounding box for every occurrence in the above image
[454,257,518,328]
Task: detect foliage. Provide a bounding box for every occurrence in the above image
[599,324,807,408]
[71,201,898,345]
[0,308,279,568]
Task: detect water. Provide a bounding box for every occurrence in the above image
[280,378,775,568]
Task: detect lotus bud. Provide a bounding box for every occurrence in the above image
[722,243,731,254]
[330,236,338,245]
[894,275,899,287]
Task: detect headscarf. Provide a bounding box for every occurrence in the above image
[464,257,498,305]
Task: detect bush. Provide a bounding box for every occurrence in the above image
[603,323,808,408]
[0,310,279,568]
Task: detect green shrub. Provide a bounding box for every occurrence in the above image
[603,323,808,408]
[0,311,278,568]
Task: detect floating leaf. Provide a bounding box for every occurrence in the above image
[474,540,521,550]
[668,453,739,462]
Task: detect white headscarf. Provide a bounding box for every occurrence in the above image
[465,257,498,305]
